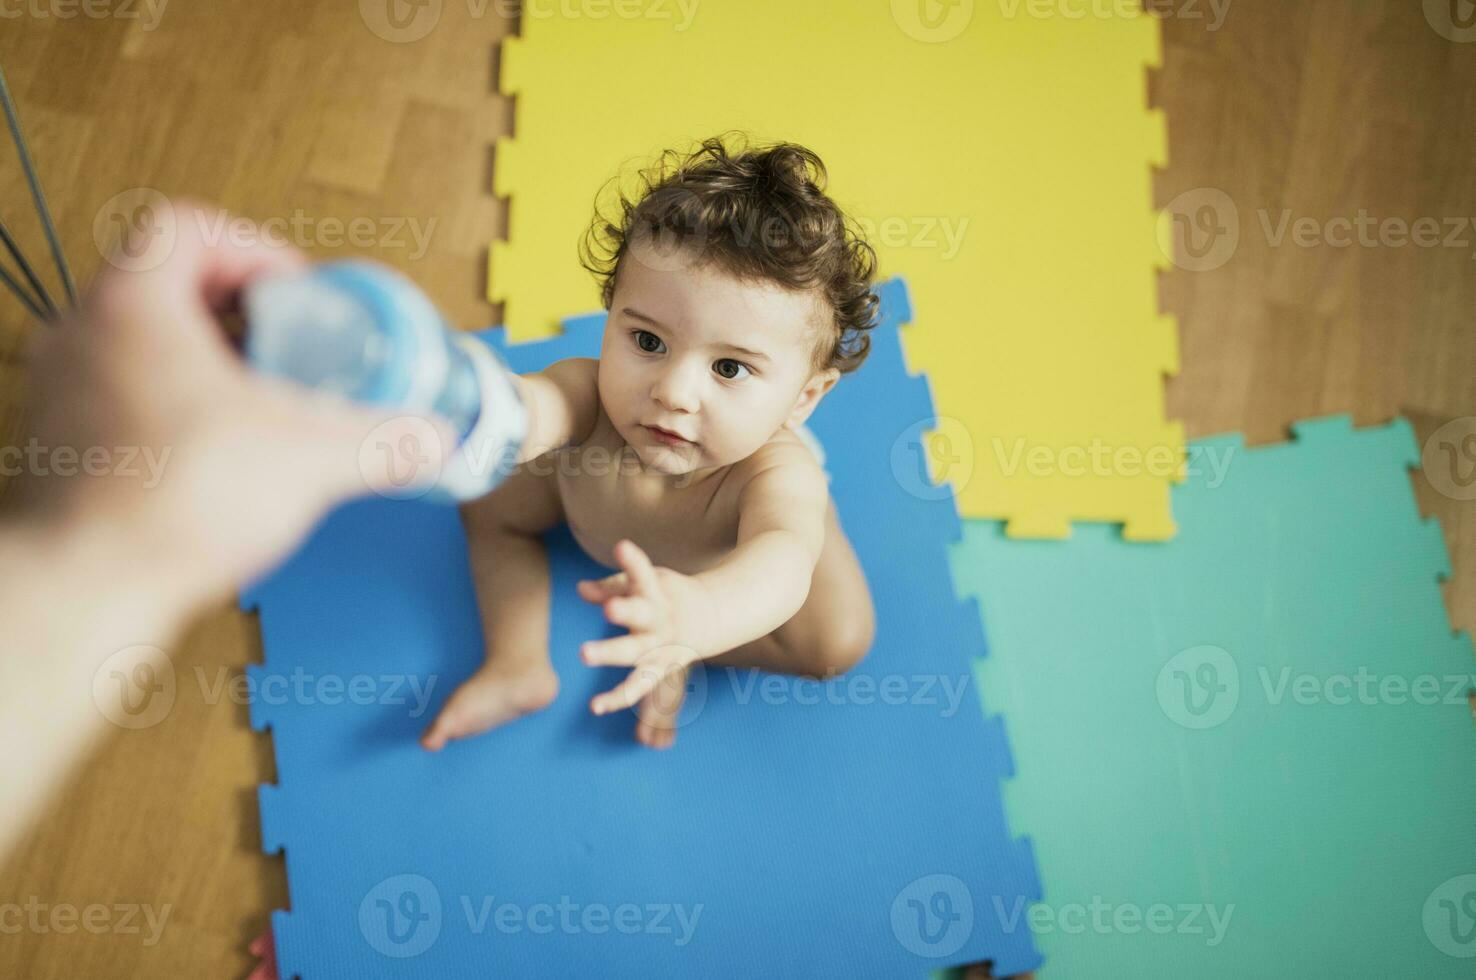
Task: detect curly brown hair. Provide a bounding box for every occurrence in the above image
[579,134,880,375]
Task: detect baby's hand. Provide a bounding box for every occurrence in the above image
[576,539,709,716]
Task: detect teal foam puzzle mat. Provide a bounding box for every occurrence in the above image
[242,278,1043,978]
[954,416,1476,976]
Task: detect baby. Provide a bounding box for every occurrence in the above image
[421,136,879,751]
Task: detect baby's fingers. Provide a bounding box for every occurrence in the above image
[590,663,672,716]
[604,596,657,632]
[580,633,651,668]
[614,539,662,597]
[576,573,629,603]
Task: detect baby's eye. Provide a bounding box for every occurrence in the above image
[713,358,751,381]
[632,329,665,354]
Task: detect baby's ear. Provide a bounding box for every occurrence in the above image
[786,367,841,428]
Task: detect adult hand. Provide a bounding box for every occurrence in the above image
[5,199,452,618]
[0,200,453,857]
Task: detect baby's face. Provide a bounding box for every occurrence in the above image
[597,241,838,477]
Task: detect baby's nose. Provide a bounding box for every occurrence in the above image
[652,366,701,413]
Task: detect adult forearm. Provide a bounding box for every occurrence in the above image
[0,520,195,858]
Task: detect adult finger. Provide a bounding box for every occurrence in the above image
[88,198,306,346]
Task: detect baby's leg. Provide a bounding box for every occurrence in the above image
[421,459,565,751]
[709,498,876,678]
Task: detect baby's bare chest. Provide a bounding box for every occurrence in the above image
[554,444,739,574]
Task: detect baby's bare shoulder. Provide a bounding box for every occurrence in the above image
[731,430,828,510]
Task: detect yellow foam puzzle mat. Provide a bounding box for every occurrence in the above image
[490,1,1181,539]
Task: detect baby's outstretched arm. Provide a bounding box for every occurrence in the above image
[577,449,831,715]
[510,357,602,461]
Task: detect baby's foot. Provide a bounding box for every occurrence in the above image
[635,664,690,750]
[420,662,559,751]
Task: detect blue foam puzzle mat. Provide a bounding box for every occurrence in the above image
[242,278,1043,978]
[955,416,1476,977]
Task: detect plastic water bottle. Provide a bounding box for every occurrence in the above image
[243,260,527,502]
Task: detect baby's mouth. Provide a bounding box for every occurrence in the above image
[642,423,694,447]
